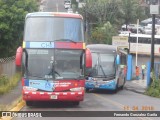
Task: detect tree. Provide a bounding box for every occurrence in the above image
[89,22,116,44]
[75,0,148,43]
[120,0,146,30]
[78,0,120,41]
[79,0,120,24]
[0,0,38,58]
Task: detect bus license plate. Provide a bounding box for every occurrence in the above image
[50,95,57,99]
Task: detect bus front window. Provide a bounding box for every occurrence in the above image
[99,54,115,76]
[91,53,115,77]
[23,49,84,80]
[24,17,84,42]
[55,50,84,79]
[23,49,55,79]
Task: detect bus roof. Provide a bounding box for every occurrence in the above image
[119,33,160,38]
[87,44,117,54]
[26,12,83,19]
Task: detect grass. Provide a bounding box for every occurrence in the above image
[145,72,160,98]
[0,72,21,95]
[0,72,22,111]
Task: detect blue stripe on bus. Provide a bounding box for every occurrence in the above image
[24,42,55,48]
[26,42,30,48]
[24,79,29,86]
[85,80,117,90]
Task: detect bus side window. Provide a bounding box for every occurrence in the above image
[155,38,157,44]
[130,37,133,43]
[139,37,142,43]
[157,39,160,44]
[132,37,136,43]
[147,38,151,44]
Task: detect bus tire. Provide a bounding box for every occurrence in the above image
[26,101,33,106]
[114,80,119,93]
[120,78,126,89]
[85,88,90,92]
[73,101,80,106]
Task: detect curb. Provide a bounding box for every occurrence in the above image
[0,100,25,120]
[124,87,145,94]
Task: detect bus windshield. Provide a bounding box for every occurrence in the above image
[24,17,84,42]
[23,49,83,80]
[55,49,83,79]
[92,53,115,77]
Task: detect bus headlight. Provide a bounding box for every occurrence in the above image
[23,86,38,91]
[70,87,84,92]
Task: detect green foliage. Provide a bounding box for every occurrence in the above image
[0,0,38,58]
[145,73,160,98]
[76,0,148,43]
[89,22,116,44]
[0,74,9,85]
[79,0,120,24]
[120,0,147,28]
[0,73,21,95]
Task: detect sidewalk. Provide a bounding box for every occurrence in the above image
[125,79,147,94]
[0,81,22,110]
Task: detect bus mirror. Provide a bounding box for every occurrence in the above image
[15,46,22,66]
[85,48,92,68]
[116,55,120,65]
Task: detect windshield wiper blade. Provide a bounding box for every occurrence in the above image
[27,75,46,79]
[54,39,77,43]
[99,65,107,78]
[47,64,60,77]
[72,75,84,80]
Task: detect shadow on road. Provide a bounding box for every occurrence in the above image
[26,101,81,108]
[86,88,123,94]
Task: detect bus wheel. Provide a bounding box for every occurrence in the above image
[120,78,126,90]
[26,101,33,106]
[114,80,119,93]
[85,88,90,92]
[72,101,80,106]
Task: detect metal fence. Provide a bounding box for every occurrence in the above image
[0,56,16,78]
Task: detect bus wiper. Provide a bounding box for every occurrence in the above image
[54,39,77,43]
[27,75,46,79]
[47,65,60,77]
[107,74,115,77]
[73,75,84,80]
[99,65,107,78]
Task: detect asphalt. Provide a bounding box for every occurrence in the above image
[0,79,147,111]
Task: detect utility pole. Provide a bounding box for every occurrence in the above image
[149,0,159,86]
[128,33,130,54]
[135,19,139,67]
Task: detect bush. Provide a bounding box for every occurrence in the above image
[0,73,21,95]
[0,74,9,86]
[145,73,160,98]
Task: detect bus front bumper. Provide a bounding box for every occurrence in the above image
[85,80,117,90]
[22,90,84,101]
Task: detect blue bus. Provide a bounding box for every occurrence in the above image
[85,44,127,92]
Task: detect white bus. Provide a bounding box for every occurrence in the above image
[119,34,160,56]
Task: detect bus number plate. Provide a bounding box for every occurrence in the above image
[50,95,57,99]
